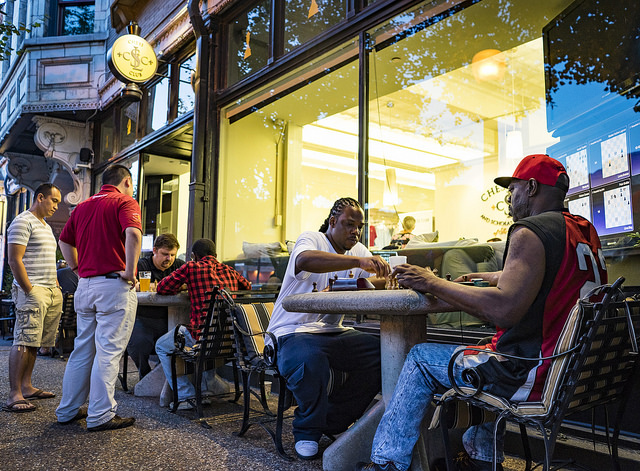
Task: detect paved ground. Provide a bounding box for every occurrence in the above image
[0,337,537,471]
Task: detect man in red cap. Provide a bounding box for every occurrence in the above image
[356,154,607,471]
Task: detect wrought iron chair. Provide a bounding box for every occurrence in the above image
[436,277,639,471]
[228,296,349,460]
[0,297,15,340]
[169,286,239,424]
[54,293,77,359]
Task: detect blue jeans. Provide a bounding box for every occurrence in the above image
[277,330,381,442]
[155,326,222,401]
[370,343,504,471]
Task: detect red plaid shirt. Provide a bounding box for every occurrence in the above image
[156,255,251,332]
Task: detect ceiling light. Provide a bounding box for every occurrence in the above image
[471,49,506,82]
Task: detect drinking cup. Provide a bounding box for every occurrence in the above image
[388,255,407,269]
[139,271,152,292]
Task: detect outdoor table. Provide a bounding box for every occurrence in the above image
[136,291,191,329]
[282,289,457,471]
[134,291,190,400]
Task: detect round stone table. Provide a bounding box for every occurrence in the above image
[282,289,457,471]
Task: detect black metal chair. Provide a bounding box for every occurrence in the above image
[168,286,240,425]
[0,297,15,340]
[436,277,640,471]
[54,293,77,359]
[228,296,350,460]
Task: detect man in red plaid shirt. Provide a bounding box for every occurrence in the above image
[154,238,251,408]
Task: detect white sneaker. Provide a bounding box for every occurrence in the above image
[295,440,319,460]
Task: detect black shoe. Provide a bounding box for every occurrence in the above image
[57,408,88,425]
[87,415,135,432]
[354,462,401,471]
[432,452,504,471]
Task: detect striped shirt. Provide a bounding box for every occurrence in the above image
[8,210,58,288]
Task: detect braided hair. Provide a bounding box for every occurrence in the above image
[319,197,362,233]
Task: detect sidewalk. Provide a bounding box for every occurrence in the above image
[0,339,529,471]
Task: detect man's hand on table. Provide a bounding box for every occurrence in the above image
[392,264,438,292]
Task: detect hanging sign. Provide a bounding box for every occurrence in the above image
[108,34,157,83]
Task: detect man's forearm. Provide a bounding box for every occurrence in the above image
[123,227,142,280]
[296,250,361,274]
[59,240,79,271]
[8,244,31,292]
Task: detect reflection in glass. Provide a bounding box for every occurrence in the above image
[120,102,139,150]
[366,0,571,246]
[99,114,114,162]
[148,77,170,132]
[284,0,346,53]
[178,55,196,116]
[219,40,359,263]
[60,4,95,36]
[227,1,270,86]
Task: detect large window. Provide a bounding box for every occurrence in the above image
[219,39,359,262]
[219,0,640,269]
[365,0,564,246]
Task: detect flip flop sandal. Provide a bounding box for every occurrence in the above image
[2,399,36,413]
[23,389,56,400]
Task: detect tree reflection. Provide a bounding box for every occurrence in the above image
[62,5,94,36]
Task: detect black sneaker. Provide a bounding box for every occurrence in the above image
[87,415,135,432]
[57,408,88,425]
[432,452,504,471]
[354,462,401,471]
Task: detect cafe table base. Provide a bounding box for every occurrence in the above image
[322,314,437,471]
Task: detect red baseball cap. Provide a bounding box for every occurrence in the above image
[494,154,569,192]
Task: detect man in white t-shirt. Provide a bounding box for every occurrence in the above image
[4,183,63,413]
[268,197,390,460]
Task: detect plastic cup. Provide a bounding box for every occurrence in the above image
[388,255,407,269]
[139,271,151,292]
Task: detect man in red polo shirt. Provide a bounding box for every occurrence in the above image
[55,165,142,432]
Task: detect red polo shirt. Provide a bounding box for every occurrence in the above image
[60,185,142,278]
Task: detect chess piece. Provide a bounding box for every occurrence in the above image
[348,271,354,278]
[312,282,318,292]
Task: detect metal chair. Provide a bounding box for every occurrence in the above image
[0,297,15,340]
[54,293,77,359]
[228,297,349,460]
[436,277,640,471]
[168,286,239,424]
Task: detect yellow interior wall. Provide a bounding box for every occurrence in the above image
[433,157,509,243]
[219,112,283,260]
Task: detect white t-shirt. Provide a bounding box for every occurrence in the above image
[7,210,58,288]
[267,231,373,340]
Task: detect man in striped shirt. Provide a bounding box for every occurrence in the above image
[4,183,63,413]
